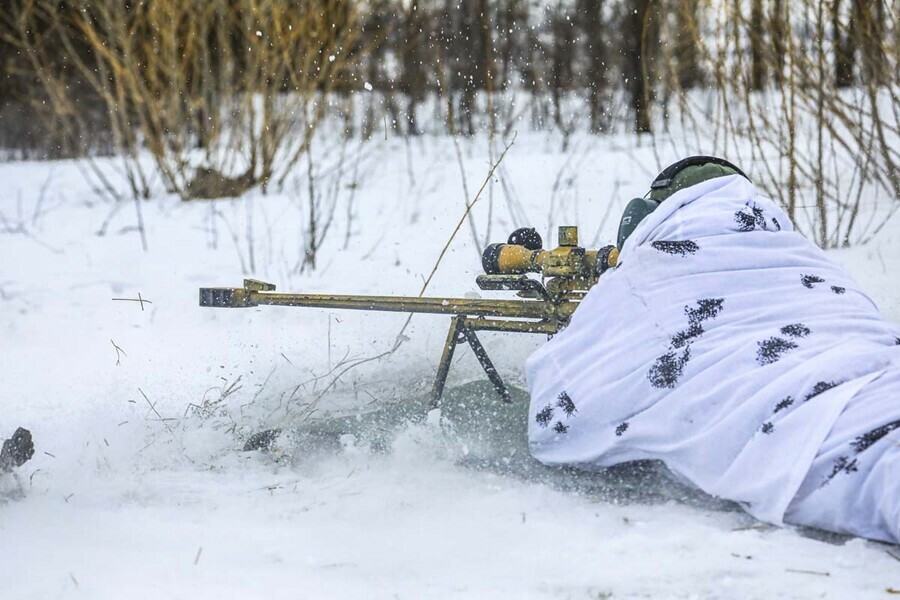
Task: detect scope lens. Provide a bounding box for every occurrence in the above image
[482,243,505,274]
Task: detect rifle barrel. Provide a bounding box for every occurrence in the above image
[199,285,577,321]
[254,292,560,319]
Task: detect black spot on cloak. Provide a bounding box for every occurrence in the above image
[671,323,703,349]
[761,422,774,434]
[536,405,554,428]
[772,217,782,231]
[556,391,577,418]
[734,204,768,232]
[824,456,858,484]
[780,323,811,338]
[774,397,794,413]
[615,422,629,436]
[801,274,825,289]
[756,337,798,365]
[553,421,569,434]
[649,348,690,389]
[850,420,900,454]
[830,286,846,295]
[647,298,724,388]
[804,380,842,402]
[735,211,756,232]
[822,417,898,486]
[651,240,700,256]
[687,298,725,325]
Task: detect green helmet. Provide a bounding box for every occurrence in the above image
[616,156,750,249]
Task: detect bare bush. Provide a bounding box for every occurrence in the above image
[2,0,359,200]
[668,0,898,248]
[2,0,896,250]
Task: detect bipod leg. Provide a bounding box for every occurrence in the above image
[461,321,511,403]
[430,316,465,410]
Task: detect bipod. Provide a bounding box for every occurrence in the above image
[430,315,511,409]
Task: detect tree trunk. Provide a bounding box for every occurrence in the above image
[769,0,787,87]
[750,0,765,91]
[549,3,575,132]
[578,0,607,132]
[478,0,496,134]
[399,0,425,135]
[673,0,702,90]
[626,0,654,134]
[854,0,888,85]
[832,0,855,88]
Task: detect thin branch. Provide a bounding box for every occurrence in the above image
[110,339,126,366]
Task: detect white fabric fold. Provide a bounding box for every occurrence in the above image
[526,175,900,542]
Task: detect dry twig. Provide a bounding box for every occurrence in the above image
[110,339,126,366]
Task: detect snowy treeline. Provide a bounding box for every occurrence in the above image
[0,0,896,246]
[1,1,895,146]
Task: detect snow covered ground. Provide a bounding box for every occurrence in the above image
[1,133,898,598]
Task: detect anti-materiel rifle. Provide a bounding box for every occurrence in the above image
[199,226,618,408]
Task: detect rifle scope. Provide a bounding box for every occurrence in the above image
[481,227,618,279]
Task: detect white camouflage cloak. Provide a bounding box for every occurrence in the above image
[526,175,900,544]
